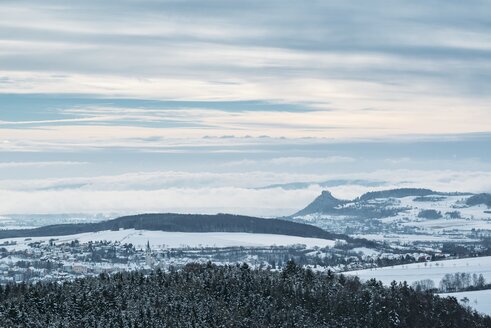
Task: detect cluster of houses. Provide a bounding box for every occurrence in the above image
[0,239,171,284]
[0,234,462,284]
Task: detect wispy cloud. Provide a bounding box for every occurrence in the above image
[0,161,87,169]
[221,156,355,168]
[0,1,490,140]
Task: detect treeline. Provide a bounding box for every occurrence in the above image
[0,262,489,327]
[356,188,470,202]
[356,188,435,201]
[440,272,488,293]
[412,272,488,293]
[418,209,442,220]
[466,193,491,207]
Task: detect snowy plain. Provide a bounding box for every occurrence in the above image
[439,289,491,316]
[346,256,491,287]
[0,229,336,250]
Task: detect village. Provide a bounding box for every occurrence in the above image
[0,234,453,285]
[0,239,166,284]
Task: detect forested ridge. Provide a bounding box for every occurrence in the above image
[0,213,343,240]
[0,262,489,328]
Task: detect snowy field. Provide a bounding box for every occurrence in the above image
[351,233,476,243]
[0,229,336,250]
[381,196,491,232]
[345,256,491,287]
[439,289,491,316]
[345,256,491,316]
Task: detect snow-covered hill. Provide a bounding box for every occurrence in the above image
[290,189,491,241]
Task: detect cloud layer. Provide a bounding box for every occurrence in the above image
[1,1,491,140]
[1,1,490,216]
[1,168,491,216]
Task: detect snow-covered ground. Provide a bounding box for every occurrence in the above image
[351,234,476,243]
[351,247,380,257]
[345,256,491,316]
[345,256,491,287]
[0,229,336,250]
[294,193,491,241]
[439,289,491,316]
[368,195,491,232]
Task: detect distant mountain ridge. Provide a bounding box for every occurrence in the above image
[294,191,347,216]
[0,213,350,242]
[355,188,473,202]
[293,188,478,217]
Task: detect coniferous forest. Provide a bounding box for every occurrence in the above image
[0,262,489,328]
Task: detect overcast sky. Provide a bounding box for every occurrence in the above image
[1,1,490,216]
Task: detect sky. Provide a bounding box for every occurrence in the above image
[0,0,490,217]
